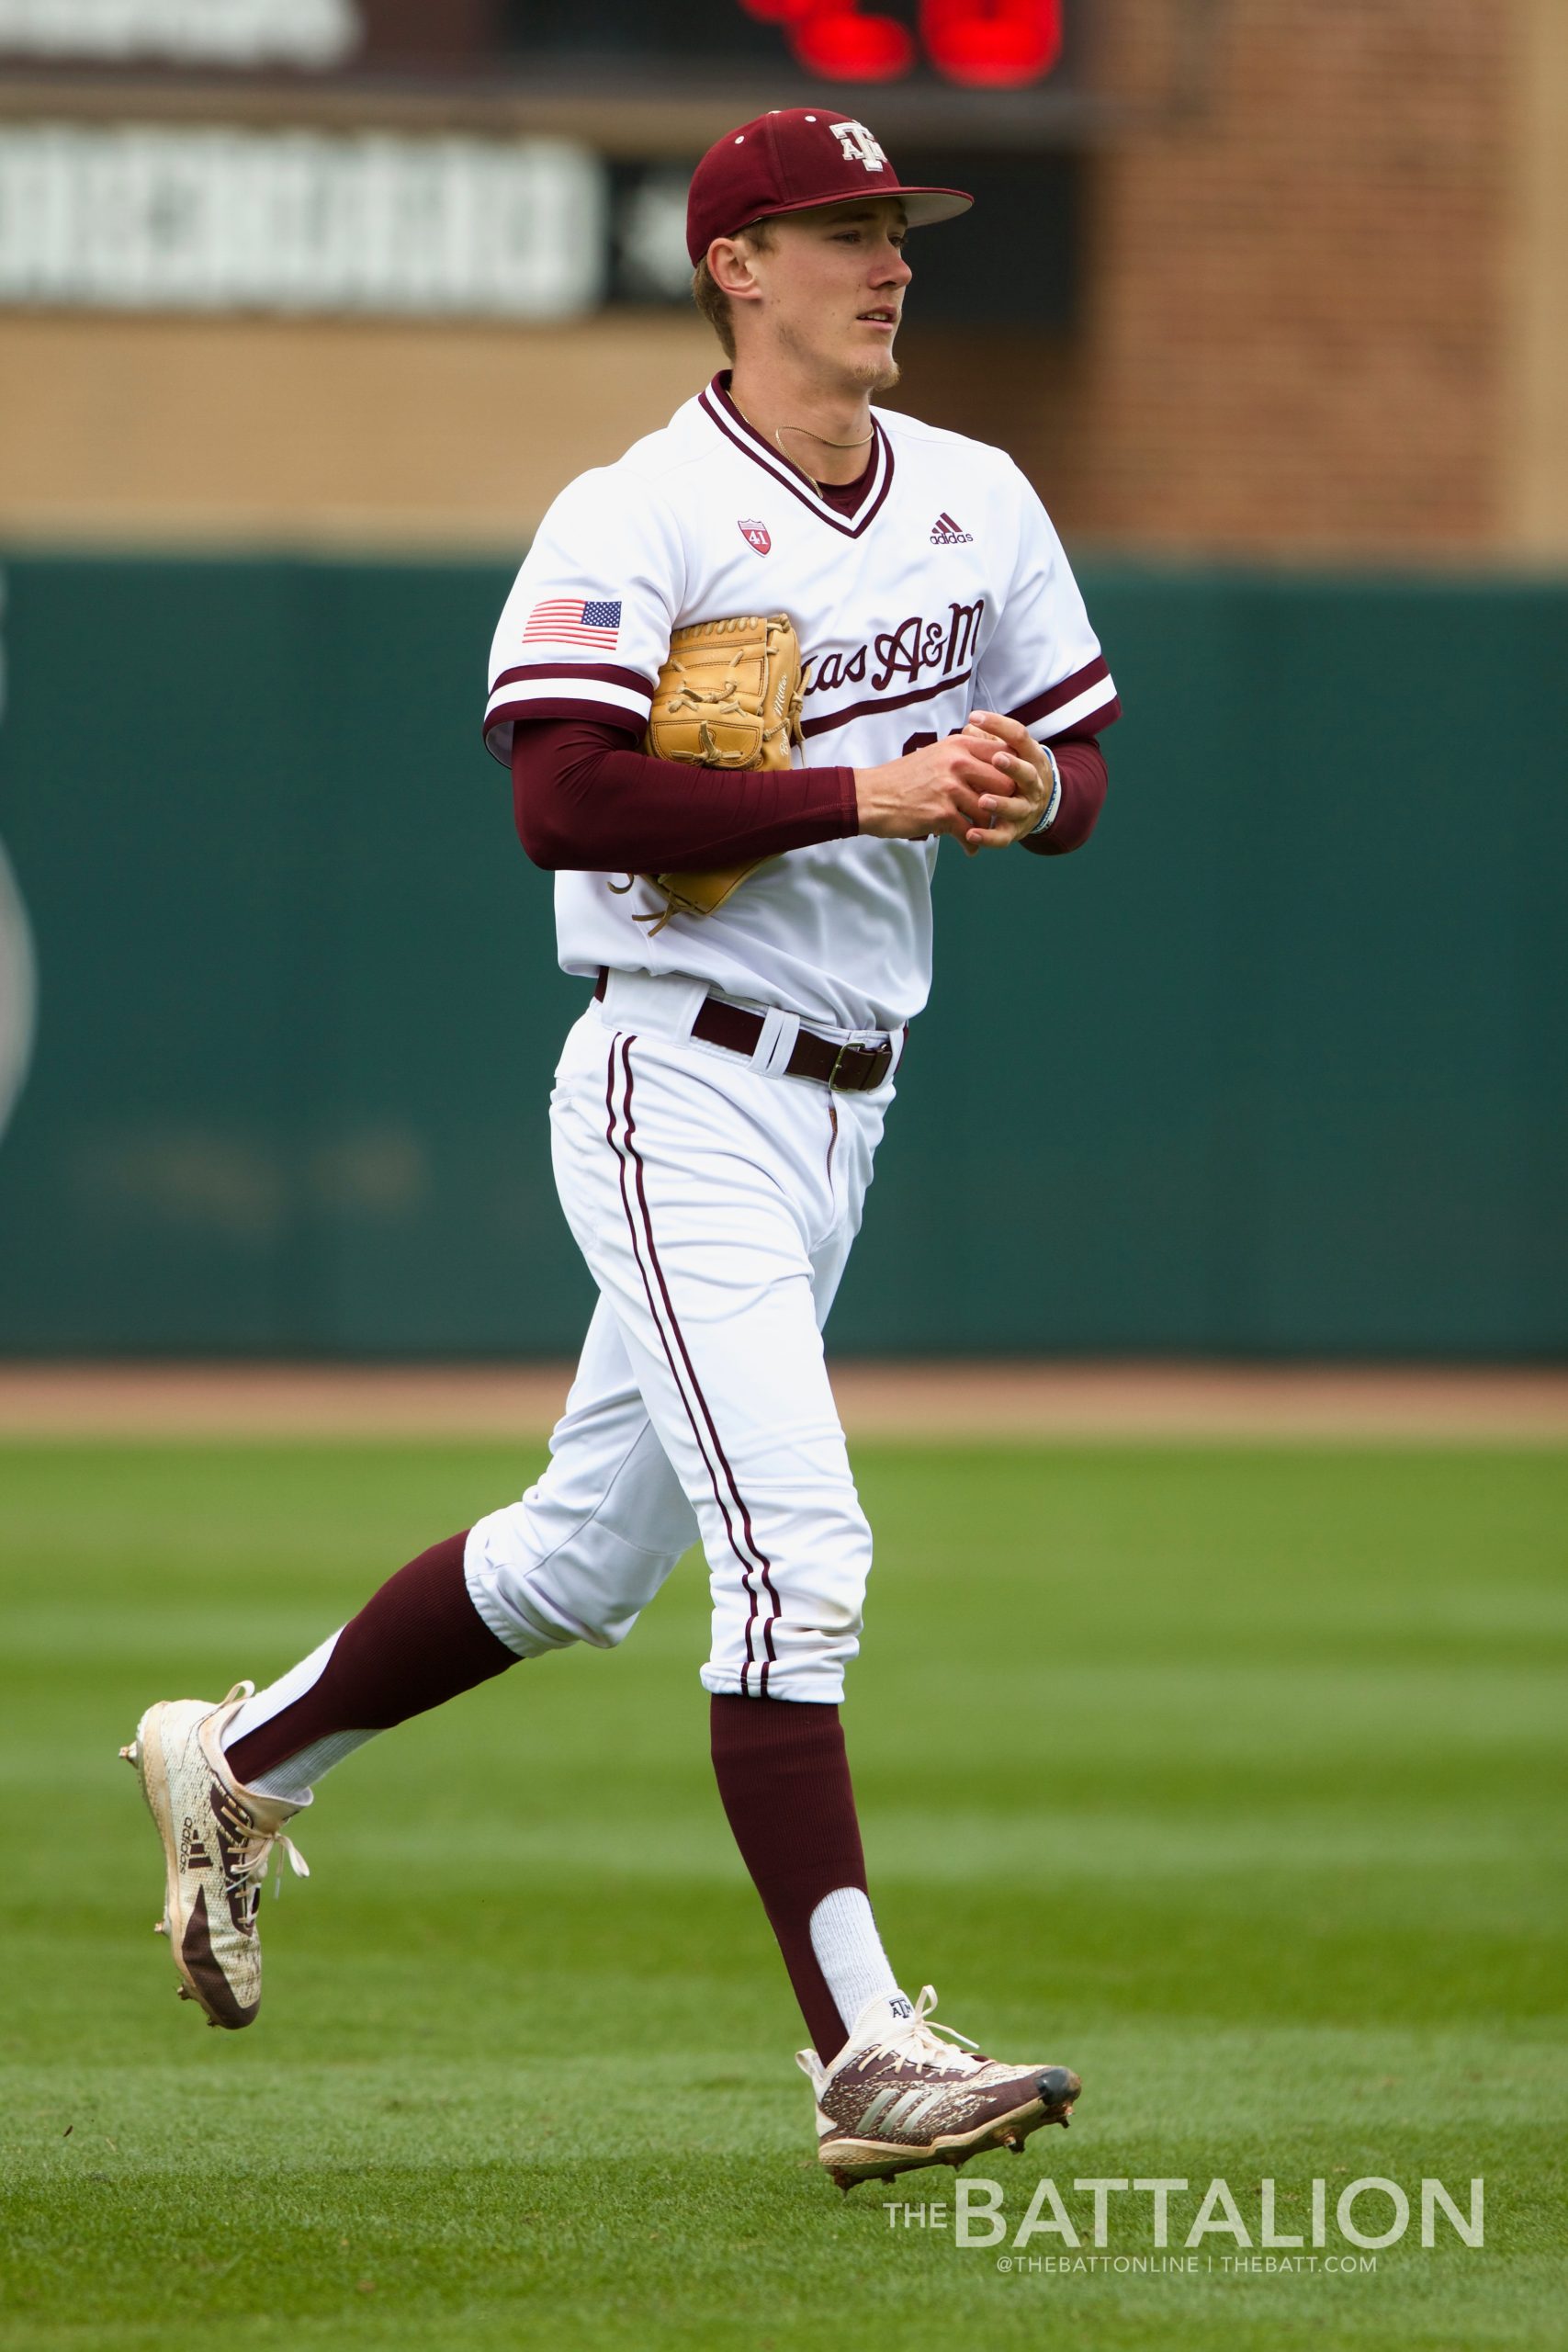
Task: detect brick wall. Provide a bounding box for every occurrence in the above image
[0,2,1546,560]
[912,0,1515,556]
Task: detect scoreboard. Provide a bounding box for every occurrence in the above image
[0,0,1087,322]
[501,1,1074,94]
[0,0,1089,118]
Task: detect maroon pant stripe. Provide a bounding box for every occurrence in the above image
[617,1040,782,1656]
[616,1036,784,1688]
[603,1034,777,1691]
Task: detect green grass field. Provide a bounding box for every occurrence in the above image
[2,1439,1564,2351]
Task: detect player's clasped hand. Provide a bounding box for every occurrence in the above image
[854,712,1050,858]
[956,712,1053,853]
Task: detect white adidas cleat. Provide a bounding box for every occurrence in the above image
[120,1682,309,2030]
[798,1984,1080,2192]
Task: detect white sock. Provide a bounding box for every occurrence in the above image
[243,1728,377,1805]
[808,1887,905,2043]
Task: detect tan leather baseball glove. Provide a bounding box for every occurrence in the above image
[631,612,805,933]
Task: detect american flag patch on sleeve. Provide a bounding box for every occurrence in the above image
[522,597,623,650]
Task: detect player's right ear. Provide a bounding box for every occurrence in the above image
[707,236,763,303]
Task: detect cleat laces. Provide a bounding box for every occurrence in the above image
[209,1683,310,1902]
[863,1986,984,2075]
[212,1784,310,1905]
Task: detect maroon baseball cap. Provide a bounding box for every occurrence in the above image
[686,107,972,266]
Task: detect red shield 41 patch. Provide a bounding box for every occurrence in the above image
[738,519,771,555]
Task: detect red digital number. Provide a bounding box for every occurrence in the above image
[738,0,1062,87]
[919,0,1063,88]
[739,0,914,82]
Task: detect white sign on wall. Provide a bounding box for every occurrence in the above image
[0,0,359,66]
[0,125,607,318]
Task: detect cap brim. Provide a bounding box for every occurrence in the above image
[897,188,975,228]
[739,185,974,237]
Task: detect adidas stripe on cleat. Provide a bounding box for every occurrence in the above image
[798,1984,1080,2191]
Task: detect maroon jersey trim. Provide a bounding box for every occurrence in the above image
[485,697,646,754]
[1042,692,1122,741]
[799,665,974,740]
[491,661,655,697]
[699,375,896,541]
[1007,653,1112,730]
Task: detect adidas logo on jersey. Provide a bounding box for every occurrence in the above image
[930,513,974,544]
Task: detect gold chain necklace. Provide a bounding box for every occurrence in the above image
[732,393,873,495]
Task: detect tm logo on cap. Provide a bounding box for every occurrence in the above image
[829,120,888,173]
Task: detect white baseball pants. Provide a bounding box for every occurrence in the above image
[465,973,897,1703]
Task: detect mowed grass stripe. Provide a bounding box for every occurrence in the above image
[1,1441,1563,2350]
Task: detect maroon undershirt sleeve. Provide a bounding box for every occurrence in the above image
[512,718,858,874]
[1019,731,1109,858]
[509,716,1108,874]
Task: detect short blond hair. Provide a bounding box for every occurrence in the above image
[691,220,774,360]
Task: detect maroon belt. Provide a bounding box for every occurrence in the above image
[593,968,895,1093]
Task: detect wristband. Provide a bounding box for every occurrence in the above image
[1025,744,1063,837]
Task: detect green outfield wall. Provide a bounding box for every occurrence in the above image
[0,554,1562,1358]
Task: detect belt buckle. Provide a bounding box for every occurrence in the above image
[827,1037,890,1091]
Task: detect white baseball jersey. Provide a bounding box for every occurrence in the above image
[485,374,1117,1035]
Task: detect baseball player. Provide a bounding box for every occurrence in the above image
[123,108,1119,2191]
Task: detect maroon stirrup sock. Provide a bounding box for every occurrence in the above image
[710,1692,871,2062]
[226,1532,515,1783]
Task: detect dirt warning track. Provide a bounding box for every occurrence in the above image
[0,1361,1564,1444]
